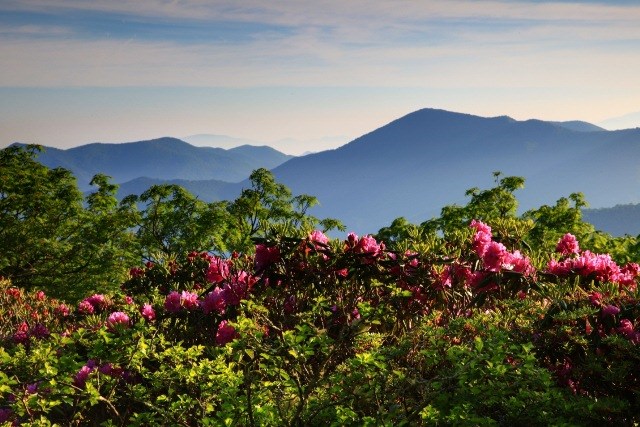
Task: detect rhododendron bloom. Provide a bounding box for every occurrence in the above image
[482,241,507,272]
[216,320,238,345]
[26,382,38,394]
[55,304,70,316]
[618,319,635,339]
[206,257,230,283]
[201,287,226,315]
[556,233,580,256]
[164,291,182,312]
[77,300,94,315]
[502,250,535,276]
[35,290,46,301]
[12,322,29,345]
[86,294,108,310]
[602,304,620,317]
[470,219,492,235]
[255,244,281,271]
[31,323,50,339]
[129,267,144,278]
[356,235,382,255]
[106,312,130,331]
[180,291,199,310]
[140,303,156,321]
[74,360,97,388]
[309,230,329,245]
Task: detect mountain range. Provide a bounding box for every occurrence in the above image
[17,137,293,191]
[15,108,640,235]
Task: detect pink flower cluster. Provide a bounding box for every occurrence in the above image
[74,360,127,388]
[11,321,50,345]
[470,220,534,276]
[255,244,281,271]
[106,311,130,332]
[206,257,231,284]
[547,235,639,287]
[77,294,110,314]
[346,233,385,263]
[164,290,199,312]
[215,320,237,345]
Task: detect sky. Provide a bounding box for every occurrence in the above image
[1,0,640,155]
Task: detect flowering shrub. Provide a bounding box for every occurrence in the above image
[1,225,640,425]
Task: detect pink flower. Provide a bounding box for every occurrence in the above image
[255,244,281,271]
[602,304,620,317]
[55,304,70,317]
[106,312,130,331]
[547,259,571,276]
[215,320,238,345]
[86,294,109,310]
[618,319,636,339]
[201,288,226,315]
[73,360,97,388]
[12,321,30,345]
[77,300,94,315]
[140,303,156,321]
[0,408,13,423]
[124,296,134,305]
[74,365,94,388]
[355,235,382,255]
[470,219,492,235]
[309,230,329,245]
[164,291,182,312]
[180,291,199,310]
[502,250,535,276]
[35,290,46,301]
[31,323,50,339]
[556,233,580,256]
[482,241,507,272]
[206,257,230,284]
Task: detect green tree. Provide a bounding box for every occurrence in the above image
[0,145,137,300]
[124,184,231,261]
[226,168,343,252]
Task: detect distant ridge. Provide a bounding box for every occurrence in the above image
[261,108,640,232]
[17,137,293,190]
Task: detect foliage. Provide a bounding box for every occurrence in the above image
[0,146,138,300]
[3,151,640,425]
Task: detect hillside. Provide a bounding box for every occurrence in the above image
[583,204,640,236]
[263,109,640,232]
[23,138,293,190]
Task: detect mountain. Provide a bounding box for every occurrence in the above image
[550,121,605,132]
[583,204,640,237]
[116,176,232,201]
[600,111,640,130]
[258,108,640,232]
[23,137,293,190]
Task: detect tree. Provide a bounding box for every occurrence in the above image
[124,184,231,261]
[0,145,137,300]
[226,168,343,252]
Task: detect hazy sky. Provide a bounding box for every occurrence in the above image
[1,0,639,155]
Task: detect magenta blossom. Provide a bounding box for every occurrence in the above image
[216,320,238,345]
[602,304,620,317]
[201,287,226,315]
[309,230,329,245]
[77,300,94,315]
[180,291,199,310]
[164,291,182,313]
[556,233,580,256]
[255,244,281,271]
[106,312,130,331]
[140,303,156,321]
[206,257,230,284]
